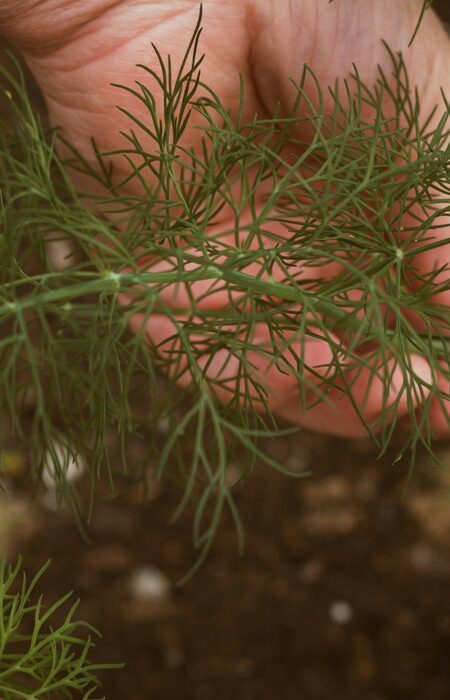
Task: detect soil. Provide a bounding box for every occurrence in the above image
[2,3,450,699]
[2,428,450,700]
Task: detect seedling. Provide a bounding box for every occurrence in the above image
[0,558,120,699]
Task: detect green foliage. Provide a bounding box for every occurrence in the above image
[0,4,449,570]
[409,1,435,45]
[0,558,120,699]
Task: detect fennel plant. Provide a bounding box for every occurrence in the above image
[0,3,449,570]
[0,1,448,695]
[0,558,119,699]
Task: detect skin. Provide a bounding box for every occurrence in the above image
[1,0,450,438]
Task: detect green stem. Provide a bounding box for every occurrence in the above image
[1,267,448,359]
[0,264,363,332]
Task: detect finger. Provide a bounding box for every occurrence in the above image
[119,179,348,312]
[251,1,450,128]
[402,198,450,308]
[276,352,433,438]
[126,311,344,412]
[402,359,450,439]
[131,304,436,441]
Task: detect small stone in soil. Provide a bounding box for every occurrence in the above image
[329,600,354,625]
[128,565,171,602]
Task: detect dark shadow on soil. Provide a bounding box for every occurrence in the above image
[12,428,450,700]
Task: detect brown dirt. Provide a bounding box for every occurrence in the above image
[3,428,450,700]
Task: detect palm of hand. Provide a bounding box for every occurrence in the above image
[8,0,450,437]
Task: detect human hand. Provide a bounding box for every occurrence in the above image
[2,0,450,438]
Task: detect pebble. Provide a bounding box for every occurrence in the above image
[128,565,171,603]
[45,236,74,271]
[42,439,85,490]
[84,544,131,571]
[0,493,39,556]
[231,656,256,679]
[157,417,170,434]
[225,464,241,488]
[408,491,450,540]
[410,543,450,575]
[302,475,351,505]
[355,474,377,501]
[165,647,186,669]
[299,557,326,583]
[301,506,361,536]
[285,451,310,473]
[329,600,354,625]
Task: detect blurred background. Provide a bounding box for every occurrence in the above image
[436,0,450,21]
[1,2,450,699]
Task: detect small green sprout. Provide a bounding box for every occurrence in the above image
[0,558,121,699]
